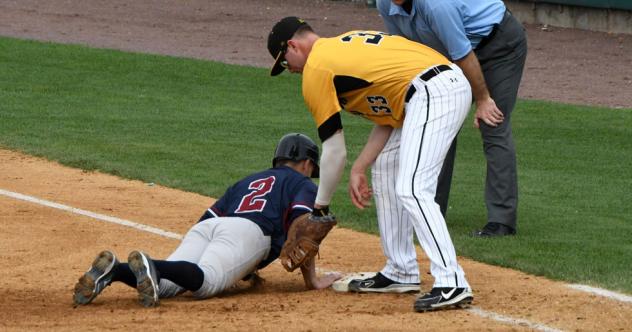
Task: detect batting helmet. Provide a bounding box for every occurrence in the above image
[272,133,320,178]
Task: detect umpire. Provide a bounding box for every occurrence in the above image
[377,0,527,236]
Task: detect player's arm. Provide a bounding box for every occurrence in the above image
[348,124,393,209]
[283,185,340,288]
[304,67,346,211]
[299,255,342,290]
[314,128,346,209]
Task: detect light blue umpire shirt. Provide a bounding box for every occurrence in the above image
[376,0,506,61]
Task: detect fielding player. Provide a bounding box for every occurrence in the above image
[268,17,474,312]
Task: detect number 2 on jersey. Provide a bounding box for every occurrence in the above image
[235,176,276,213]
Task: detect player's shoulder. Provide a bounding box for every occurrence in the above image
[241,167,314,188]
[241,168,276,181]
[229,168,278,190]
[266,166,311,182]
[333,30,388,39]
[297,175,317,192]
[272,166,316,188]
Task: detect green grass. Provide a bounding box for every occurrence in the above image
[1,37,631,294]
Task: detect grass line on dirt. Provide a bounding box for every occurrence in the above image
[1,36,631,294]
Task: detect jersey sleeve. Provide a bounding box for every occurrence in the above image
[302,66,342,129]
[424,2,472,61]
[287,179,317,223]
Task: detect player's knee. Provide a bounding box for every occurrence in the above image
[394,186,414,201]
[395,183,434,202]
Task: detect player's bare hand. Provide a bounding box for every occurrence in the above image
[348,169,372,209]
[312,272,344,290]
[474,98,504,128]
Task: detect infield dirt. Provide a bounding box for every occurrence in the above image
[1,1,631,331]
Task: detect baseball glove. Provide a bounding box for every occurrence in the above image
[280,212,337,272]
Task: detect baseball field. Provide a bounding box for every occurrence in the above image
[1,1,631,331]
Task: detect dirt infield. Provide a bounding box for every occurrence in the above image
[1,0,632,330]
[2,149,632,331]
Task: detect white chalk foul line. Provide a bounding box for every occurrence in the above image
[0,189,182,240]
[567,284,632,303]
[467,307,563,332]
[3,188,631,331]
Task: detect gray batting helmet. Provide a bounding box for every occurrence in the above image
[272,133,320,178]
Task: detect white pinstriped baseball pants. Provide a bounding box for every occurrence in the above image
[372,64,471,288]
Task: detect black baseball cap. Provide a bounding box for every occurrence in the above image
[267,16,309,76]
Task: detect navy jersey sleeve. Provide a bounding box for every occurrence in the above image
[284,179,318,232]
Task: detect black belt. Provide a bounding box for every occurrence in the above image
[404,64,452,102]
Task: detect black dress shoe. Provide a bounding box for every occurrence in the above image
[472,222,516,237]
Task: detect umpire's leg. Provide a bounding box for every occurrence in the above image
[475,11,527,231]
[435,137,457,217]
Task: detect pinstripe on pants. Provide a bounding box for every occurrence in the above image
[372,64,471,288]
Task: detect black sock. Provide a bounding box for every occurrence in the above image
[153,260,205,292]
[112,260,204,292]
[112,263,137,288]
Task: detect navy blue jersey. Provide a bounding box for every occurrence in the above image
[198,166,317,268]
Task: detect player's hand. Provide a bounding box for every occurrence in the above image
[312,271,344,290]
[474,97,504,128]
[311,206,336,223]
[348,168,372,209]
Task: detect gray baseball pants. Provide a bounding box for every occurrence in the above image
[436,10,527,229]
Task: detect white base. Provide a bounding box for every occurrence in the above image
[331,272,377,292]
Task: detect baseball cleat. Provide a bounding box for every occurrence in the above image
[347,272,420,293]
[414,287,473,312]
[73,250,119,306]
[128,250,160,307]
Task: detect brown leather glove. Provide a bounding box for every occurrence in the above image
[279,212,337,272]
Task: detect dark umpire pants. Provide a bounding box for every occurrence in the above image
[435,10,527,230]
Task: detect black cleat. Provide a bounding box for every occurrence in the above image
[128,251,160,307]
[348,272,420,293]
[73,250,119,306]
[414,287,473,312]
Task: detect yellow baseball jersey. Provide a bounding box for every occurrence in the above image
[303,31,450,131]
